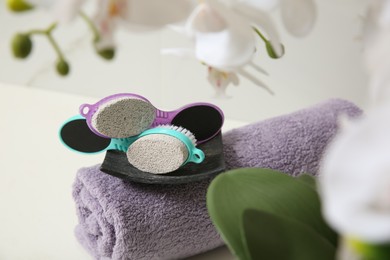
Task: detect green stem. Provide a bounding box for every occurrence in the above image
[79,11,100,43]
[26,23,65,60]
[26,29,46,35]
[252,26,268,43]
[47,33,65,60]
[46,23,57,34]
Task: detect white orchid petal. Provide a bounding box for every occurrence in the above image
[186,3,227,35]
[233,3,283,57]
[207,68,229,98]
[240,0,280,11]
[192,3,256,70]
[207,67,240,98]
[122,0,194,28]
[93,2,117,49]
[195,28,255,70]
[280,0,317,37]
[160,48,195,59]
[248,60,269,75]
[230,72,240,86]
[237,68,274,95]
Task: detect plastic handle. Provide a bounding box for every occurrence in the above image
[108,138,133,153]
[189,148,205,164]
[79,103,92,117]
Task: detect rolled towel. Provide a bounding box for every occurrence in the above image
[73,99,362,260]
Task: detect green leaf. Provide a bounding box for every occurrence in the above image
[242,208,335,260]
[206,168,337,259]
[297,174,317,190]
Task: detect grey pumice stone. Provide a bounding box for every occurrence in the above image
[127,134,189,174]
[92,97,156,138]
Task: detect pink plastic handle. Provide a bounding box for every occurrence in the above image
[79,93,153,138]
[79,104,92,117]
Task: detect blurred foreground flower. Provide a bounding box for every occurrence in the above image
[319,105,390,258]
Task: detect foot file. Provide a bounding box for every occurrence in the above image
[79,93,224,143]
[126,125,205,174]
[59,115,131,154]
[59,116,205,166]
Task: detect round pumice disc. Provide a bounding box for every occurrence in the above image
[126,134,189,174]
[92,98,156,138]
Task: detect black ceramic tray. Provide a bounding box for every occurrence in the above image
[100,133,225,184]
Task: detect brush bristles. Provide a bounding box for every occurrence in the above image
[157,124,197,145]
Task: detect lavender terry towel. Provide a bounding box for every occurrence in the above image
[73,99,362,260]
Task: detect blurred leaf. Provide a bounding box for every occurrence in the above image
[206,168,337,259]
[297,174,317,189]
[242,208,335,260]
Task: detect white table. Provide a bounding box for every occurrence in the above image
[0,83,245,260]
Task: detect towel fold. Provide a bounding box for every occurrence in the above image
[73,99,362,260]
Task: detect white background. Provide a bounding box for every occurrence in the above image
[0,0,370,259]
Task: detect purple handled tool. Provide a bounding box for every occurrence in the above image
[79,93,224,144]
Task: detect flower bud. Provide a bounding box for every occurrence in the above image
[56,59,70,76]
[266,42,285,59]
[6,0,33,12]
[11,33,33,59]
[97,48,115,60]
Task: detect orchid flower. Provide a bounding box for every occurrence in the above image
[207,67,239,98]
[319,105,390,244]
[163,0,316,96]
[162,0,282,96]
